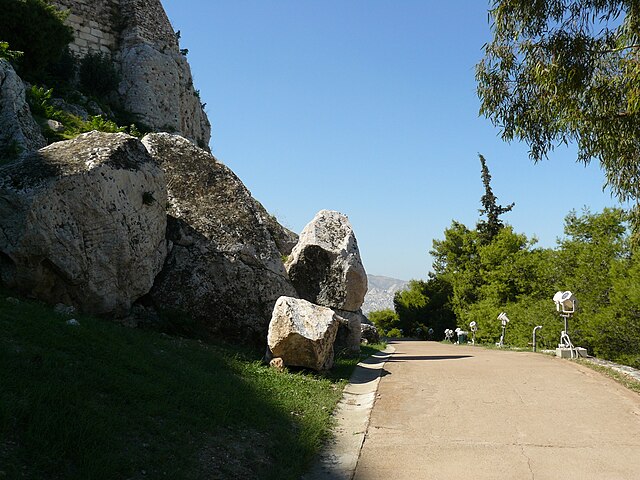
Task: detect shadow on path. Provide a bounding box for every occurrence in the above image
[388,354,473,362]
[348,351,393,385]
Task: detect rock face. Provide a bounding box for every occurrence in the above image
[51,0,211,149]
[142,133,298,342]
[0,59,47,158]
[0,131,167,315]
[286,210,367,312]
[267,296,339,371]
[333,309,365,353]
[118,33,211,149]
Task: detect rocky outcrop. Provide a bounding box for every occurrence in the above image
[51,0,211,149]
[259,210,298,257]
[0,131,167,315]
[0,59,46,158]
[142,133,297,343]
[117,0,211,149]
[267,296,339,371]
[286,210,367,312]
[118,44,211,149]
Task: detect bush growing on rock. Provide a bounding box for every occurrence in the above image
[0,0,73,82]
[79,52,120,98]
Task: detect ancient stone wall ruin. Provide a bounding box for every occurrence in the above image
[49,0,212,149]
[51,0,121,56]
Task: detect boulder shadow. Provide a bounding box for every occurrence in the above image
[348,351,393,385]
[388,355,473,362]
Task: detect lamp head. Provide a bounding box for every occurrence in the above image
[553,291,577,313]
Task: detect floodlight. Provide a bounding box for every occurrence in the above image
[497,312,510,324]
[553,291,577,313]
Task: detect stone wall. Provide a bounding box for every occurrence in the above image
[51,0,121,56]
[119,0,178,50]
[49,0,212,149]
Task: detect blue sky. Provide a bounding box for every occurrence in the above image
[162,0,623,281]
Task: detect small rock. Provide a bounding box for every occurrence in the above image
[269,357,285,371]
[45,119,65,132]
[66,319,80,326]
[5,297,19,305]
[361,323,380,344]
[54,303,76,315]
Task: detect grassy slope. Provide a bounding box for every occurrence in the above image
[0,290,380,479]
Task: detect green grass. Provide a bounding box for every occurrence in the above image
[0,289,384,479]
[576,360,640,395]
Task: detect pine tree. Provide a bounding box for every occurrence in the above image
[476,154,514,243]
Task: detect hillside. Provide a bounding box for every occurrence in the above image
[362,274,409,315]
[0,289,379,480]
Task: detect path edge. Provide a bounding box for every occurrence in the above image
[301,344,396,480]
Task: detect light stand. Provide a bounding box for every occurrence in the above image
[496,312,509,347]
[553,291,586,359]
[469,321,477,345]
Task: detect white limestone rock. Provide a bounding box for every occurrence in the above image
[118,41,210,149]
[142,133,298,343]
[0,131,167,315]
[267,296,339,371]
[286,210,368,312]
[0,59,46,157]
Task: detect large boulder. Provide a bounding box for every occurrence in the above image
[0,131,167,315]
[286,210,367,312]
[142,133,298,343]
[0,59,46,158]
[267,296,340,371]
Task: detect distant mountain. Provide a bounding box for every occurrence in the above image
[362,275,409,315]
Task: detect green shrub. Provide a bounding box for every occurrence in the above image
[79,52,120,98]
[86,115,126,133]
[26,85,135,142]
[26,85,57,118]
[368,309,399,336]
[0,0,73,82]
[386,328,403,338]
[0,41,22,63]
[47,46,77,85]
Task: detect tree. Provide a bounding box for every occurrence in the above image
[477,1,640,233]
[367,309,399,336]
[0,0,73,82]
[476,154,514,243]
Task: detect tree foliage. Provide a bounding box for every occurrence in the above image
[0,0,74,82]
[427,205,640,368]
[367,309,400,336]
[476,154,514,243]
[79,52,121,98]
[477,0,640,232]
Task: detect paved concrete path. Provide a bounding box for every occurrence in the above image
[354,341,640,480]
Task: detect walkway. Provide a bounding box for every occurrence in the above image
[353,341,640,480]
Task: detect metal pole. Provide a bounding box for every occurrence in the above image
[533,325,543,352]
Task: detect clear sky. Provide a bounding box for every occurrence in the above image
[162,0,624,281]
